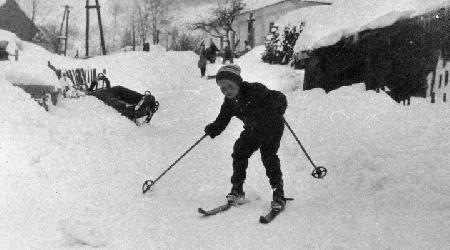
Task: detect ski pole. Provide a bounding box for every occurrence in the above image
[142,134,208,194]
[283,119,327,179]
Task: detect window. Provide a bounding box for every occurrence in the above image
[439,75,442,88]
[445,71,448,86]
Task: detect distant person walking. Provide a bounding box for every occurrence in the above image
[222,41,234,65]
[198,44,207,77]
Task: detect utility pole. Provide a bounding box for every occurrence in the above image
[132,14,136,51]
[64,5,70,56]
[95,0,107,55]
[58,7,66,55]
[85,0,107,57]
[85,0,89,57]
[58,5,72,56]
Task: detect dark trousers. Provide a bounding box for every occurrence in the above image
[200,67,206,77]
[231,127,284,189]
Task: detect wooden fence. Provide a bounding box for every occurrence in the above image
[62,68,107,91]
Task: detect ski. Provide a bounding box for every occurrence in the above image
[259,208,282,224]
[259,198,293,224]
[198,199,250,216]
[198,203,232,216]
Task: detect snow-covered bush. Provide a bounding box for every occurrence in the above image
[261,23,304,65]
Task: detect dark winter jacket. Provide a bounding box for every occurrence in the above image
[198,53,207,69]
[207,81,287,138]
[224,46,233,60]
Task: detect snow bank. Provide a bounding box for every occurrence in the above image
[0,29,76,88]
[0,27,448,249]
[81,50,201,94]
[237,46,303,91]
[0,29,22,54]
[0,61,62,87]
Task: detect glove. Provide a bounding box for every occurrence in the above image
[204,123,220,138]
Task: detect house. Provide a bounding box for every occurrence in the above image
[0,0,40,41]
[300,6,450,102]
[429,51,450,101]
[201,0,331,52]
[232,0,331,52]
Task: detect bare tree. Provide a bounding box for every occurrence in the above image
[122,0,140,50]
[131,1,138,50]
[41,23,80,54]
[131,0,169,45]
[149,0,169,44]
[30,0,39,23]
[136,0,151,44]
[191,0,245,49]
[108,0,123,49]
[17,0,41,23]
[191,18,224,40]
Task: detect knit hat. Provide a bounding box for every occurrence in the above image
[216,64,243,85]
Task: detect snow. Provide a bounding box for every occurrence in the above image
[169,3,217,25]
[242,0,286,12]
[0,29,21,54]
[0,61,62,87]
[0,29,449,249]
[273,0,450,52]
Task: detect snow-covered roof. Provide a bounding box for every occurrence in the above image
[274,0,450,52]
[0,29,21,53]
[242,0,330,13]
[242,0,285,12]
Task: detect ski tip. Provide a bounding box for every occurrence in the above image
[259,216,269,224]
[198,207,207,214]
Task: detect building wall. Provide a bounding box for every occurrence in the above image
[233,1,328,52]
[198,1,329,52]
[427,52,449,100]
[302,9,449,103]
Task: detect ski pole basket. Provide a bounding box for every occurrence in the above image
[284,119,328,179]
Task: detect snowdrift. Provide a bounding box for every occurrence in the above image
[0,28,448,249]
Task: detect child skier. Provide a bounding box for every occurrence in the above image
[204,64,288,210]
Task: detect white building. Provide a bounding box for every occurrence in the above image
[427,52,449,101]
[231,0,331,52]
[199,0,331,52]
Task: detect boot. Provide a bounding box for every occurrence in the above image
[226,183,245,205]
[271,187,286,211]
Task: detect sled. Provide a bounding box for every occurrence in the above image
[87,85,159,125]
